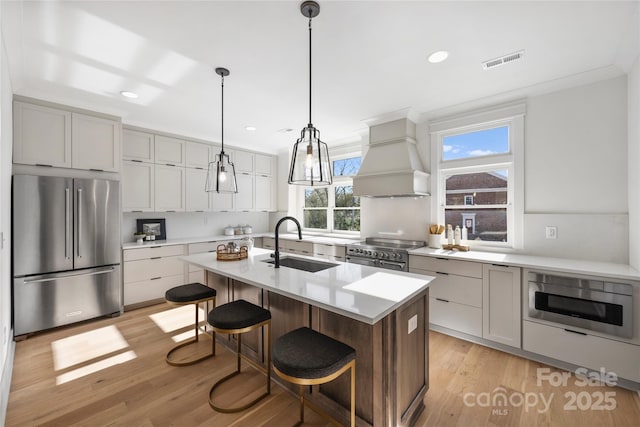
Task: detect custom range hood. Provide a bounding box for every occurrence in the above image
[353,117,429,197]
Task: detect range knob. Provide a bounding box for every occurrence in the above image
[373,252,378,257]
[391,253,397,258]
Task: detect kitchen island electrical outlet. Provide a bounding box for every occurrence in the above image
[408,314,418,334]
[545,226,557,239]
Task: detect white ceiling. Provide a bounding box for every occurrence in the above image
[2,1,639,154]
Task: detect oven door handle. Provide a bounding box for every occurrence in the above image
[379,260,405,269]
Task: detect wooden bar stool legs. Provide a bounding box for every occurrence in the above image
[207,299,272,413]
[164,283,217,367]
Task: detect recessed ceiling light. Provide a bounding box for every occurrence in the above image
[245,125,257,131]
[120,91,138,99]
[428,51,449,64]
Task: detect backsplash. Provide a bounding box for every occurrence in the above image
[122,211,270,242]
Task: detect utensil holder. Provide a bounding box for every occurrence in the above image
[428,234,442,249]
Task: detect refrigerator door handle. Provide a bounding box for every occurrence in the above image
[23,267,116,284]
[76,188,82,258]
[65,187,71,260]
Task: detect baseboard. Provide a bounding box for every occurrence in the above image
[1,330,16,425]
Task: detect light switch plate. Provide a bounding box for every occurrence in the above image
[408,314,417,334]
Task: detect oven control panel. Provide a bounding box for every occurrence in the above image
[346,246,407,262]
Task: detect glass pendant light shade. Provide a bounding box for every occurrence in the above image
[206,151,237,193]
[288,125,332,185]
[288,1,332,186]
[205,67,238,193]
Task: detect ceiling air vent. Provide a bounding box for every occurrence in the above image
[482,50,524,70]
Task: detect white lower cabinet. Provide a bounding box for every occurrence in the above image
[313,243,345,261]
[523,320,640,382]
[482,264,521,347]
[123,245,186,307]
[409,255,483,338]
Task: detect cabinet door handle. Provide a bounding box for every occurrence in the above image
[150,277,162,281]
[166,163,176,167]
[435,298,450,303]
[130,159,143,163]
[564,328,587,336]
[435,271,449,276]
[35,163,53,167]
[150,256,162,260]
[89,168,104,172]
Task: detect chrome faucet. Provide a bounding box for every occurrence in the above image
[274,216,302,268]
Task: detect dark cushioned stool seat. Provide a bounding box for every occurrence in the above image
[207,299,271,330]
[165,283,217,303]
[273,327,355,379]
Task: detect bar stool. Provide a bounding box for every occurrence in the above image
[207,299,272,413]
[272,327,356,427]
[164,283,217,366]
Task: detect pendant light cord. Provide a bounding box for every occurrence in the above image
[308,17,312,127]
[220,74,225,153]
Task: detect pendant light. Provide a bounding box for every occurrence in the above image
[288,0,332,186]
[206,67,238,193]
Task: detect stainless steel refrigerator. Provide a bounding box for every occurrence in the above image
[12,175,122,336]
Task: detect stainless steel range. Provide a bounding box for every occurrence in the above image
[345,238,425,272]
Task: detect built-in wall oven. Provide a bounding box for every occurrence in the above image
[527,271,633,339]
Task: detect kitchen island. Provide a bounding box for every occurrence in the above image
[180,248,435,427]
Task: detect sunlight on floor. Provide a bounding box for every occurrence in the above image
[149,305,207,333]
[51,325,137,385]
[51,325,129,370]
[171,328,205,343]
[56,351,137,385]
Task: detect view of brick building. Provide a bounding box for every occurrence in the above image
[444,172,508,241]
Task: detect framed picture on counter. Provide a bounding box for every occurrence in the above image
[136,218,166,240]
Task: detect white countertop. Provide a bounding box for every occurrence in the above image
[122,233,271,250]
[179,248,435,325]
[408,247,640,281]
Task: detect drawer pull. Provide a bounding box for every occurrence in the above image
[492,263,509,268]
[564,328,587,336]
[150,277,162,281]
[435,257,449,261]
[150,256,162,260]
[435,271,449,276]
[208,250,216,253]
[149,246,162,249]
[435,298,450,303]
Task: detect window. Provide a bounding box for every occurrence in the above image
[302,154,361,233]
[430,103,524,248]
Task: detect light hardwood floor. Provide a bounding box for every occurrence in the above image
[6,303,640,426]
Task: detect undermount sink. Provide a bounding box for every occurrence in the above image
[263,256,338,273]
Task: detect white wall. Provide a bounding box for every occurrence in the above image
[521,76,629,262]
[0,3,13,421]
[121,211,270,243]
[628,57,640,269]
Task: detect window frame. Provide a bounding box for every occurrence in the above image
[298,146,362,235]
[430,102,525,249]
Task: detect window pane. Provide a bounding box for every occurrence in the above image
[303,210,327,229]
[335,186,360,207]
[334,210,360,231]
[304,188,328,207]
[333,157,361,177]
[445,208,507,242]
[443,126,508,161]
[445,170,508,206]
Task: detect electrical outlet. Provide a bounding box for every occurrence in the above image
[545,226,558,239]
[408,315,417,334]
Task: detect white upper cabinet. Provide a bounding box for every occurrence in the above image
[123,129,154,163]
[155,135,186,166]
[235,173,254,211]
[71,113,121,172]
[255,175,272,211]
[185,142,211,169]
[122,160,154,212]
[155,165,186,212]
[13,100,121,172]
[211,191,234,212]
[233,150,254,173]
[255,153,272,176]
[13,101,72,168]
[185,168,209,212]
